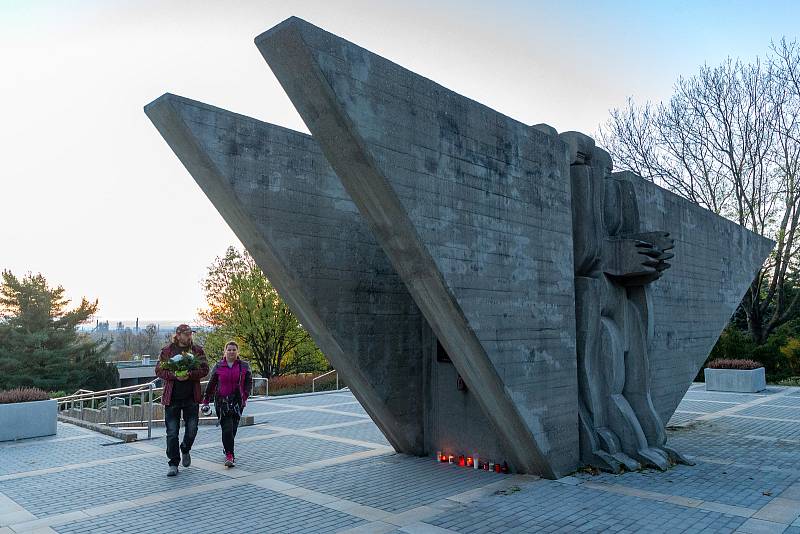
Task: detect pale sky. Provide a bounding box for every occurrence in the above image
[2,0,798,323]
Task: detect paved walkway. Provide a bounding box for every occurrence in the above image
[1,385,800,533]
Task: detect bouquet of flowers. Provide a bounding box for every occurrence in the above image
[161,353,199,378]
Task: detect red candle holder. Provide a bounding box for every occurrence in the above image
[457,455,465,467]
[466,456,474,468]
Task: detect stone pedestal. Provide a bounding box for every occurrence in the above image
[705,367,767,393]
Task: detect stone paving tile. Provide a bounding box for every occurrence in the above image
[682,391,780,403]
[54,483,364,534]
[574,460,798,509]
[762,396,800,407]
[425,479,748,533]
[0,455,227,518]
[0,436,141,476]
[677,400,738,414]
[312,422,391,446]
[8,388,800,533]
[738,405,800,420]
[263,393,356,407]
[192,433,369,471]
[706,416,800,440]
[276,454,501,513]
[52,423,94,439]
[252,408,364,428]
[228,423,279,438]
[668,428,800,471]
[669,412,706,427]
[144,421,277,446]
[0,422,90,447]
[325,402,369,415]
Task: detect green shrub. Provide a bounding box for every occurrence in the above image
[709,327,757,361]
[779,337,800,376]
[777,376,800,386]
[703,325,794,381]
[0,387,49,404]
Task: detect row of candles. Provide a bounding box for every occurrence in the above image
[437,451,509,473]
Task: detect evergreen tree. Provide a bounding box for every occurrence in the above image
[0,271,117,392]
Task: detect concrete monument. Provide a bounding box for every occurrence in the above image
[146,17,774,478]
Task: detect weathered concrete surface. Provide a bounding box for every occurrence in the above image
[144,94,430,454]
[621,171,774,422]
[257,17,578,478]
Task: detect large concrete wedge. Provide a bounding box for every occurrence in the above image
[621,172,775,422]
[257,18,579,477]
[144,93,429,454]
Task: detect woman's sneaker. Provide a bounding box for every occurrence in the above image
[224,452,235,467]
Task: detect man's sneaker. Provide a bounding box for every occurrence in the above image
[224,453,235,467]
[167,465,179,477]
[181,450,191,468]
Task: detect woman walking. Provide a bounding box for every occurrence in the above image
[202,341,252,467]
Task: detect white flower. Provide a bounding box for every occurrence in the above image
[170,354,184,363]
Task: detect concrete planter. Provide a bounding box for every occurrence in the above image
[704,367,766,393]
[0,399,57,441]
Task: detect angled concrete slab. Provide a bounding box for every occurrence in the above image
[256,17,579,478]
[144,93,429,454]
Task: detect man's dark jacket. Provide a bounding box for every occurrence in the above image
[156,343,209,406]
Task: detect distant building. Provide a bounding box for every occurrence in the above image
[113,358,156,387]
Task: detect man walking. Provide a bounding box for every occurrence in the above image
[156,324,209,476]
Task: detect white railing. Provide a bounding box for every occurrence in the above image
[312,369,338,392]
[55,379,166,439]
[55,370,344,438]
[250,376,269,398]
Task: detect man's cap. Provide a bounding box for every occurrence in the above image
[176,324,195,334]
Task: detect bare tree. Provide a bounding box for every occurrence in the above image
[600,40,800,343]
[135,324,161,356]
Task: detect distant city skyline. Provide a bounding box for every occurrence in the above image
[77,318,204,331]
[3,0,800,319]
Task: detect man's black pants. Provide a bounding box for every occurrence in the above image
[165,399,199,466]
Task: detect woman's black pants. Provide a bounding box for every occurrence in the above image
[220,413,240,456]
